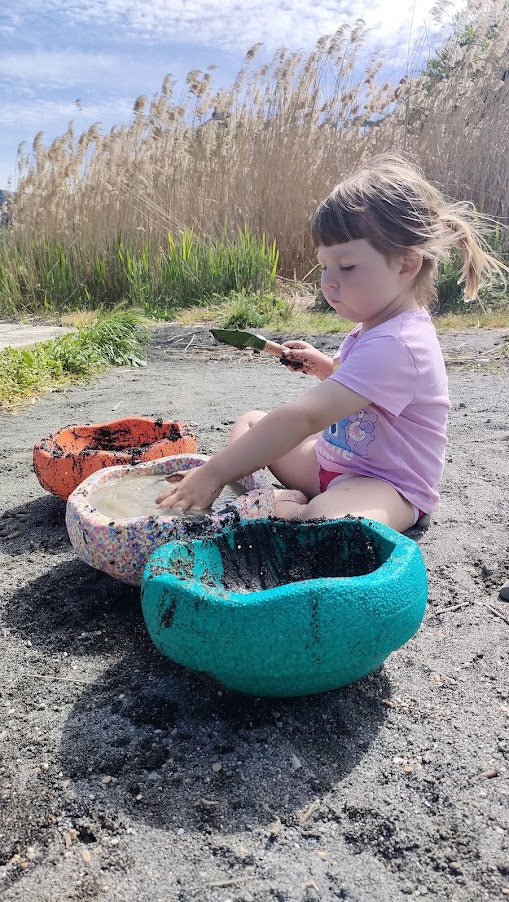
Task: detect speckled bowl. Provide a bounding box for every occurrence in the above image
[65,454,266,586]
[142,517,428,697]
[34,416,197,500]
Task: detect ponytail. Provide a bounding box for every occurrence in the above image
[438,208,508,300]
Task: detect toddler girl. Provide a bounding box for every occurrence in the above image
[157,155,506,532]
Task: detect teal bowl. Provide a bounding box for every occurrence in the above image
[141,517,427,697]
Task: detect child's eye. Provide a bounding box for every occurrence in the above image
[339,265,355,271]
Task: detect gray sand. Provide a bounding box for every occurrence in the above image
[0,326,508,902]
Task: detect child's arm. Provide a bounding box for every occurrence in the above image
[156,379,369,511]
[281,340,335,379]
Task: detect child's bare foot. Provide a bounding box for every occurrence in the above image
[216,487,308,521]
[272,488,308,519]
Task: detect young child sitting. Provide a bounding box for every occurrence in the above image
[157,154,506,532]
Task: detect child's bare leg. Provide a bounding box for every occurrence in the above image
[228,409,266,444]
[228,409,320,499]
[273,475,416,533]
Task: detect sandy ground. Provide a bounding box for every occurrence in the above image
[0,321,71,350]
[0,326,508,902]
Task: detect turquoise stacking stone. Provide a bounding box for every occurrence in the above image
[141,517,427,698]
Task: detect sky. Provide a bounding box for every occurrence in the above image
[0,0,462,189]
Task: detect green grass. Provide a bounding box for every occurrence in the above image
[1,227,506,323]
[0,309,151,409]
[172,286,509,334]
[0,229,279,317]
[433,310,509,331]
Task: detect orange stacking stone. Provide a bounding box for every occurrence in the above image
[33,416,197,500]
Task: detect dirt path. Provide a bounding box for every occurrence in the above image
[1,327,508,902]
[0,321,71,350]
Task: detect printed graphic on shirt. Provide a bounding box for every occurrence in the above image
[324,408,378,458]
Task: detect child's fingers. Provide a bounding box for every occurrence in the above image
[280,357,304,371]
[157,490,189,508]
[282,347,306,359]
[280,348,304,370]
[281,340,311,350]
[156,471,186,502]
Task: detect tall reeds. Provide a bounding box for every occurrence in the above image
[4,0,508,313]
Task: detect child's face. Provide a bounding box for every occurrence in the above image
[317,239,412,326]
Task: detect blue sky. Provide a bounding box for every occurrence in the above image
[0,1,460,189]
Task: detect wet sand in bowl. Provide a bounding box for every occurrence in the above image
[87,472,245,520]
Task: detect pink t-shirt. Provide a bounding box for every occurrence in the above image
[315,309,450,513]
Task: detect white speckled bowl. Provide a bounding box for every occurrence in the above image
[65,454,269,585]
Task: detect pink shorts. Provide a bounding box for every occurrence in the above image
[318,466,425,525]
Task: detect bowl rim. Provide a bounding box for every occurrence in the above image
[65,454,257,526]
[142,516,423,603]
[33,415,195,454]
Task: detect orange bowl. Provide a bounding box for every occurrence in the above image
[33,416,197,500]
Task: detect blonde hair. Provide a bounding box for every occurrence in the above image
[311,154,507,302]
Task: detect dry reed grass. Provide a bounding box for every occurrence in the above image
[8,0,509,283]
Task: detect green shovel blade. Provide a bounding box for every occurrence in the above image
[210,329,267,351]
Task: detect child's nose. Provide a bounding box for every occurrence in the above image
[322,271,339,290]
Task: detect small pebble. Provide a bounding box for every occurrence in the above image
[291,754,302,770]
[499,580,509,601]
[211,762,222,773]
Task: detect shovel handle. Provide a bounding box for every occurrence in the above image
[263,339,285,357]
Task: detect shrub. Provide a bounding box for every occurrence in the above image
[219,290,293,329]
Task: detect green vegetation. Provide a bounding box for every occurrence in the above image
[216,289,292,329]
[1,228,506,321]
[0,309,150,409]
[2,293,507,412]
[0,229,278,317]
[173,289,509,333]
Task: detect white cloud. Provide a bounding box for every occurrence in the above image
[0,51,119,88]
[0,98,134,129]
[5,0,462,53]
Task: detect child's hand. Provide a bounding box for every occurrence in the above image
[281,341,334,380]
[156,465,224,512]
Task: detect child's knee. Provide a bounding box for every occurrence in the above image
[245,409,266,424]
[229,410,267,444]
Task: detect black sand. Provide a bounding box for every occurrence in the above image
[0,326,508,901]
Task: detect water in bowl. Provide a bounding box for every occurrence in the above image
[87,471,245,520]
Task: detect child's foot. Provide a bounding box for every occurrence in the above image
[272,488,308,519]
[216,486,308,522]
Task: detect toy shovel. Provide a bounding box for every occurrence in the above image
[210,329,302,368]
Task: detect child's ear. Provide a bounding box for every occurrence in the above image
[400,250,423,280]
